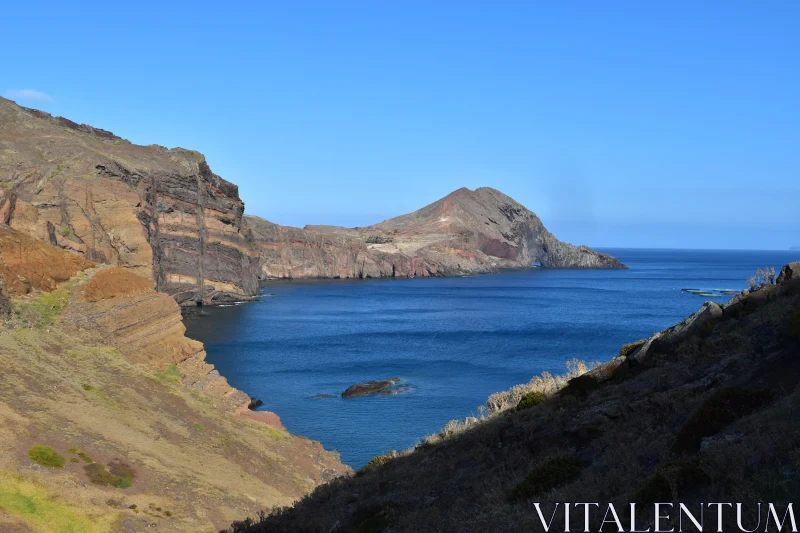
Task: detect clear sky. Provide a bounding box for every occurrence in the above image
[3,1,798,249]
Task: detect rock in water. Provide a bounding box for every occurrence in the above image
[342,379,400,398]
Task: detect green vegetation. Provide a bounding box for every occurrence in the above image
[509,457,584,502]
[0,476,112,533]
[672,387,773,453]
[28,445,65,468]
[67,447,93,463]
[559,374,600,399]
[192,422,205,432]
[59,225,71,237]
[364,454,393,470]
[619,339,646,357]
[83,461,136,489]
[516,390,546,410]
[154,364,182,385]
[17,288,70,327]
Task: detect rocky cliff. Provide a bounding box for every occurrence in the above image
[227,262,800,532]
[0,225,348,532]
[249,187,624,280]
[0,97,259,306]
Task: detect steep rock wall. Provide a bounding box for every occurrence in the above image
[0,97,259,305]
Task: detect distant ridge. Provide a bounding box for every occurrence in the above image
[247,187,625,279]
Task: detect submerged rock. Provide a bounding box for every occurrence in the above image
[342,378,402,398]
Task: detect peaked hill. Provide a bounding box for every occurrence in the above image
[249,187,623,280]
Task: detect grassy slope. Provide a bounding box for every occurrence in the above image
[229,272,800,532]
[0,270,345,532]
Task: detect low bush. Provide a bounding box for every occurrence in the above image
[68,447,93,463]
[509,457,584,502]
[634,461,711,503]
[619,339,646,357]
[516,390,546,410]
[365,454,393,469]
[559,374,600,399]
[28,445,65,468]
[84,461,136,488]
[785,310,800,340]
[672,387,773,454]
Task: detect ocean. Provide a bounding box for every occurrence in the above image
[184,248,797,468]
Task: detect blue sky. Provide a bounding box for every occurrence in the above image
[3,1,798,249]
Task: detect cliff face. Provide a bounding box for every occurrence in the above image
[0,97,259,305]
[0,225,349,532]
[249,187,623,280]
[227,263,800,532]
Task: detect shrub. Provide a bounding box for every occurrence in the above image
[747,266,777,290]
[672,387,773,454]
[365,235,393,245]
[192,422,205,432]
[559,374,600,399]
[634,461,710,503]
[619,339,646,357]
[484,359,596,415]
[510,457,584,502]
[365,454,393,469]
[84,461,136,488]
[28,445,65,468]
[785,310,800,340]
[516,390,546,411]
[67,447,93,463]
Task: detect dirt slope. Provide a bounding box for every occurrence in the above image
[0,225,349,532]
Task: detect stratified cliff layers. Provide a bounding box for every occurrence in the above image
[1,96,622,304]
[248,187,623,280]
[0,97,258,305]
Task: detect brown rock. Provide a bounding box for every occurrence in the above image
[0,224,94,294]
[81,267,153,301]
[342,379,400,398]
[777,261,800,284]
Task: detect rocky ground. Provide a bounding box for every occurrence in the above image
[0,225,349,532]
[226,262,800,533]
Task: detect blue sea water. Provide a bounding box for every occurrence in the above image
[184,248,798,468]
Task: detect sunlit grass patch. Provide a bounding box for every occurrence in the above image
[0,474,116,532]
[153,365,182,385]
[27,446,65,468]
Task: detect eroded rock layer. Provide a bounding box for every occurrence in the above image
[0,97,259,305]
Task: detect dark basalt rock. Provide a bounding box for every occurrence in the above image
[342,378,402,398]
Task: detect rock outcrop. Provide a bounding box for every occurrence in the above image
[0,97,259,305]
[341,378,401,398]
[249,187,624,280]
